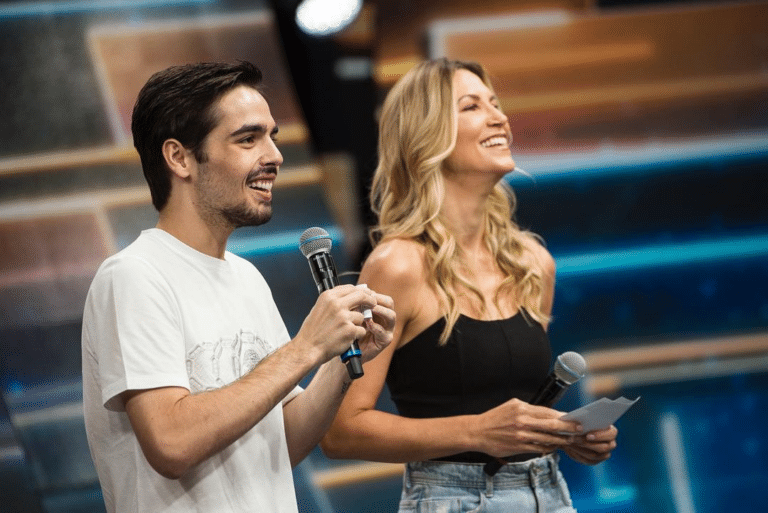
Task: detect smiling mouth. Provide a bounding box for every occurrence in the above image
[480,135,509,148]
[247,178,274,193]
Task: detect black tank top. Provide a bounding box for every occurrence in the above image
[386,311,552,463]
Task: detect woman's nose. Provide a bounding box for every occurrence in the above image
[488,108,508,126]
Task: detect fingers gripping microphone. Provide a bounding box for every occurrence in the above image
[299,227,364,380]
[484,351,586,476]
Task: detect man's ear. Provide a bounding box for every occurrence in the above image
[162,139,193,179]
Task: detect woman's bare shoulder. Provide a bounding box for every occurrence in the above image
[362,238,427,283]
[362,238,439,343]
[520,232,555,276]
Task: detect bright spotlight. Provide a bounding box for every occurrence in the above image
[295,0,362,37]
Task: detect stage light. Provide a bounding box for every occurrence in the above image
[295,0,362,37]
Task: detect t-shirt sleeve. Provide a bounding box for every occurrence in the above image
[85,255,189,411]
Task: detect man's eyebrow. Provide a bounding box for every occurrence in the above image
[229,123,279,137]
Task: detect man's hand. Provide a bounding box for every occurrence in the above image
[282,287,393,465]
[294,284,378,363]
[358,290,395,363]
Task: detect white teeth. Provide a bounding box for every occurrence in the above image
[249,180,273,191]
[481,136,508,148]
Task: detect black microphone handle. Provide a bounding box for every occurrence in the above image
[308,251,339,291]
[484,373,570,476]
[307,252,364,380]
[529,374,569,407]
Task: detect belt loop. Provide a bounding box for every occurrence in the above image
[548,453,558,482]
[528,461,536,488]
[485,471,495,498]
[529,462,542,513]
[403,462,411,489]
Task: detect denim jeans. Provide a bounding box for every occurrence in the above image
[398,453,577,513]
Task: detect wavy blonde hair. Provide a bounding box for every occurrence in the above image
[369,58,550,344]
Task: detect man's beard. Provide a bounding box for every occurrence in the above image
[194,161,276,229]
[220,202,272,228]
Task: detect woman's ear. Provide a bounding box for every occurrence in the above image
[162,139,193,179]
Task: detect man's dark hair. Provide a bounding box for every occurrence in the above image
[131,61,263,211]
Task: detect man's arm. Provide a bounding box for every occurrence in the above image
[282,292,395,466]
[281,357,350,467]
[124,285,378,479]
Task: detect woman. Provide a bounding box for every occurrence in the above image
[321,58,618,512]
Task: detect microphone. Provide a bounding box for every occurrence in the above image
[299,227,364,380]
[529,351,587,407]
[484,351,586,476]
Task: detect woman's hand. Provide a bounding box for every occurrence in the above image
[474,398,583,457]
[357,290,396,363]
[562,425,618,465]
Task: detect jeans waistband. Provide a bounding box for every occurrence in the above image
[404,453,560,490]
[432,451,540,464]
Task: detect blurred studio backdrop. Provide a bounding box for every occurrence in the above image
[1,0,767,511]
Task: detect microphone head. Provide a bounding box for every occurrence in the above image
[554,351,586,385]
[299,227,332,258]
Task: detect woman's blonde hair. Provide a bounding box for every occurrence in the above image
[370,58,550,344]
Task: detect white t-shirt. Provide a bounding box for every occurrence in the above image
[82,229,302,513]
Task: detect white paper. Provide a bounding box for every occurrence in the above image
[560,396,640,433]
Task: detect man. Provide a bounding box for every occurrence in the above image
[81,61,395,512]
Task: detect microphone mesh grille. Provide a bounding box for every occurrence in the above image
[299,227,332,257]
[554,351,586,385]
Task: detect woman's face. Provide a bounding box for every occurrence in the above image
[443,69,515,177]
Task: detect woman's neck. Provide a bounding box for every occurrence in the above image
[441,173,495,251]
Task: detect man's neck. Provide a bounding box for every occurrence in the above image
[156,208,232,260]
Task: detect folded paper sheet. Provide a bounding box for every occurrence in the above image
[561,397,640,433]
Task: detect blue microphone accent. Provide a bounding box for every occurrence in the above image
[340,346,362,363]
[299,234,332,247]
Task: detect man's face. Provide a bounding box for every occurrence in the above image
[194,85,283,229]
